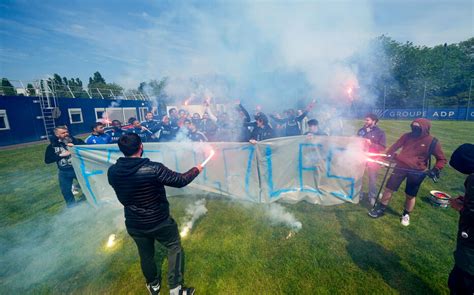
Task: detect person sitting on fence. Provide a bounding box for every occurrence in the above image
[85,122,111,144]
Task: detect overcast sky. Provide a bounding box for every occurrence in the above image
[0,0,472,89]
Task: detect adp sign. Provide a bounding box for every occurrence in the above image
[377,108,474,120]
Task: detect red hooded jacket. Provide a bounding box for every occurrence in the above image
[386,118,447,171]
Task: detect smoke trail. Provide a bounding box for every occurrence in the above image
[264,203,302,232]
[180,199,208,238]
[0,202,125,293]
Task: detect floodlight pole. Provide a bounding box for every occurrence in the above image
[466,79,473,121]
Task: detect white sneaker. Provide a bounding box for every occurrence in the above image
[72,184,80,195]
[401,214,410,226]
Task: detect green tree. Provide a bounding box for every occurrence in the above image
[1,78,17,96]
[26,83,36,96]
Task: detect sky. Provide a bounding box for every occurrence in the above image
[0,0,472,99]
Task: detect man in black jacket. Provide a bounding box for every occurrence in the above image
[44,125,85,208]
[249,113,275,143]
[108,133,202,295]
[448,143,474,294]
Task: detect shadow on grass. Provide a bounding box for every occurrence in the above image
[339,227,436,294]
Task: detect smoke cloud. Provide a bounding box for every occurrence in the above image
[180,198,208,237]
[120,1,382,111]
[264,203,302,232]
[1,202,125,292]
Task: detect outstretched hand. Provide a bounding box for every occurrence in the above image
[196,164,204,172]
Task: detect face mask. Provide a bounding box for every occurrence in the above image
[411,125,422,137]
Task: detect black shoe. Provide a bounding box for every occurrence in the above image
[368,204,385,218]
[179,287,195,295]
[146,280,161,295]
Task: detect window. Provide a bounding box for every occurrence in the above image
[68,108,83,124]
[123,107,138,124]
[104,108,124,124]
[94,108,106,123]
[0,109,10,130]
[139,107,149,121]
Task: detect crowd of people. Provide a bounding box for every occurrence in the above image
[84,101,323,145]
[43,103,473,294]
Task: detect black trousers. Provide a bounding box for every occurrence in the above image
[127,217,184,288]
[449,265,474,295]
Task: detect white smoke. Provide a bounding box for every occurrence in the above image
[115,1,383,111]
[264,202,302,232]
[180,199,208,237]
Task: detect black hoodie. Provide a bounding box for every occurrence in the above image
[44,135,85,171]
[450,143,474,275]
[107,157,200,229]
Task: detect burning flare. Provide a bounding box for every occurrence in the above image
[106,234,116,248]
[366,152,389,157]
[366,158,390,167]
[180,226,190,238]
[201,149,215,167]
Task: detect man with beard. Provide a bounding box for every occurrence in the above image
[127,119,153,142]
[85,122,111,144]
[249,113,275,143]
[357,114,386,206]
[368,118,447,226]
[448,143,474,294]
[141,112,161,142]
[44,126,85,208]
[108,133,202,295]
[191,113,202,131]
[156,115,177,142]
[105,120,125,144]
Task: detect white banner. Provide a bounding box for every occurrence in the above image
[70,136,367,206]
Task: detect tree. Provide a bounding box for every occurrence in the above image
[26,83,36,96]
[1,78,17,96]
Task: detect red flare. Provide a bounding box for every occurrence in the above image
[366,152,389,157]
[366,158,390,167]
[201,149,215,167]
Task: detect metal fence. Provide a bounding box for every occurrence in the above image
[0,79,152,101]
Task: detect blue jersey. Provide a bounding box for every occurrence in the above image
[105,128,125,143]
[127,127,150,142]
[85,133,111,144]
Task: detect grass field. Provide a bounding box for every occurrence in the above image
[1,120,473,294]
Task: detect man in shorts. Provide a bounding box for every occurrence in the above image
[368,118,447,226]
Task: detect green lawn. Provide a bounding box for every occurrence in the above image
[1,120,473,294]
